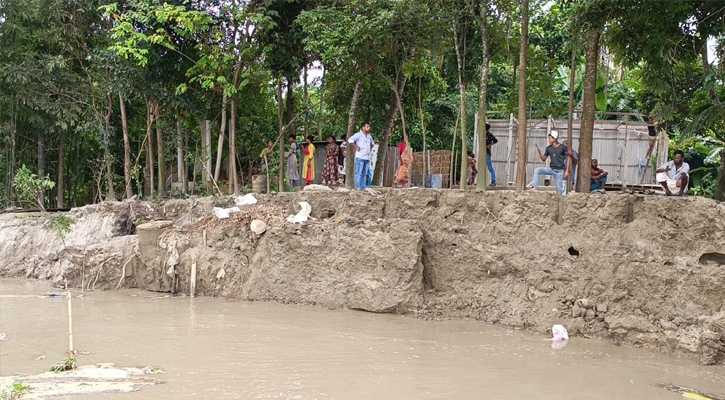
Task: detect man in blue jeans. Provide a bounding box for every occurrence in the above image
[485,124,498,186]
[590,158,608,191]
[348,122,375,190]
[528,130,571,195]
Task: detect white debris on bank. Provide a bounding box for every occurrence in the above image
[550,324,569,350]
[250,219,267,234]
[287,202,312,224]
[213,206,241,219]
[0,363,164,399]
[302,184,332,192]
[235,193,258,205]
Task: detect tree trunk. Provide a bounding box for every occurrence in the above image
[579,27,601,194]
[449,107,461,188]
[74,132,81,206]
[475,1,490,191]
[201,120,212,191]
[372,43,415,186]
[119,92,132,199]
[176,119,186,194]
[285,77,295,135]
[458,87,468,190]
[104,94,116,201]
[515,0,529,191]
[279,80,288,192]
[229,98,239,194]
[214,94,227,182]
[57,133,65,208]
[154,101,165,196]
[177,120,187,195]
[38,127,45,208]
[418,77,427,185]
[145,99,155,197]
[716,148,725,201]
[227,119,233,195]
[303,63,310,139]
[567,49,576,193]
[453,20,468,190]
[7,99,16,206]
[345,81,363,190]
[317,67,326,140]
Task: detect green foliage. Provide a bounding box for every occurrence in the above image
[50,356,77,373]
[0,381,30,400]
[12,165,55,211]
[0,0,722,202]
[47,215,74,243]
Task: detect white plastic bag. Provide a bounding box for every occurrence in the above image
[213,206,240,219]
[551,324,569,341]
[287,201,312,224]
[235,193,258,206]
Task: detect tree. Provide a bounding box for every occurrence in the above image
[515,0,529,192]
[577,26,601,193]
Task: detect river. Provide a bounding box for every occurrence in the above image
[1,279,723,399]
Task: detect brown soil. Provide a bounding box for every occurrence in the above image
[1,190,724,365]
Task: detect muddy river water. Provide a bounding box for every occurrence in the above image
[1,279,723,400]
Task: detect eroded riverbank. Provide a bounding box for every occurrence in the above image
[1,279,724,400]
[1,190,724,365]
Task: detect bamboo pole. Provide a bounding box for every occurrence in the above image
[190,262,197,298]
[66,291,75,357]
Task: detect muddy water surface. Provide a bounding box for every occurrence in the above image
[1,279,723,400]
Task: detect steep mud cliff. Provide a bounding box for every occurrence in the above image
[1,190,724,365]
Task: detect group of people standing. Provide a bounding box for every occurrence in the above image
[267,117,689,196]
[271,121,500,190]
[268,122,379,190]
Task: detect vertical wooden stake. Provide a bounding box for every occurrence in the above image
[190,262,197,298]
[66,291,74,357]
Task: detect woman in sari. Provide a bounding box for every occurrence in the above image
[322,135,339,186]
[394,140,413,188]
[302,135,316,185]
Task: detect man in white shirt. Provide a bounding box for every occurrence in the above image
[348,122,375,190]
[656,149,689,196]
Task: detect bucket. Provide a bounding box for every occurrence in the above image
[252,174,267,193]
[430,174,443,189]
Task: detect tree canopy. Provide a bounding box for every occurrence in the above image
[1,0,723,206]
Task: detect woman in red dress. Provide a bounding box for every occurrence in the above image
[322,135,339,185]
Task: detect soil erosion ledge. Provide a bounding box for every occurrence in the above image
[1,190,724,365]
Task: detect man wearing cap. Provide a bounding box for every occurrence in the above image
[529,130,571,195]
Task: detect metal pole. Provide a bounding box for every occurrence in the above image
[506,113,514,185]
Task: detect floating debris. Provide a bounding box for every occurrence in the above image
[0,363,164,399]
[657,383,724,400]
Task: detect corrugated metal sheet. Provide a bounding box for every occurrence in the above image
[481,118,667,186]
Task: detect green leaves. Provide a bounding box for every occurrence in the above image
[595,69,607,111]
[13,165,55,211]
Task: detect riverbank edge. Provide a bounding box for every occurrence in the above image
[1,189,724,365]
